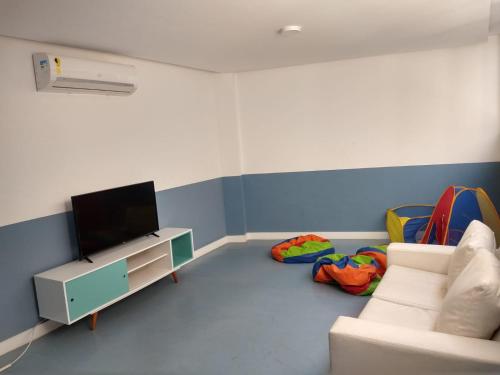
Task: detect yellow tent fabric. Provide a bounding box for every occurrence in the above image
[386,205,434,243]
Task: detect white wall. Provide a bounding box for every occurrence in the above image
[214,74,243,177]
[0,36,230,227]
[236,36,500,174]
[2,35,500,227]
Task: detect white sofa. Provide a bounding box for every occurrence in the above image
[329,242,500,375]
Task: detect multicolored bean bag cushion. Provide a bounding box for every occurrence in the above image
[271,234,335,263]
[312,245,387,296]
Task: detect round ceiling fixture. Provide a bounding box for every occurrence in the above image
[278,25,303,36]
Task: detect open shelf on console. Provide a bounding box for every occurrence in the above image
[172,232,194,268]
[128,256,172,292]
[127,242,171,274]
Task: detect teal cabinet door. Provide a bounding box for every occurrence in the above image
[66,260,128,321]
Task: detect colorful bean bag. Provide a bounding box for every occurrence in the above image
[271,234,335,263]
[312,245,387,296]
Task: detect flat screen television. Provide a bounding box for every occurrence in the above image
[71,181,159,260]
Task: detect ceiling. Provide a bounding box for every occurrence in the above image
[0,0,497,72]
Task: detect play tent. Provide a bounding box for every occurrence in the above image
[421,186,500,246]
[386,204,435,243]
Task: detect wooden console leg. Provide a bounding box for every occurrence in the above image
[89,312,98,331]
[171,271,178,283]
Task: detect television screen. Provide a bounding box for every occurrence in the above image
[71,181,159,260]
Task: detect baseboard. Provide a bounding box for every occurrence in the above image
[226,235,248,243]
[0,320,62,358]
[245,231,389,240]
[0,231,386,357]
[193,235,247,259]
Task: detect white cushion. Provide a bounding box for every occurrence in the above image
[359,297,439,331]
[436,248,500,339]
[372,265,447,311]
[447,220,496,289]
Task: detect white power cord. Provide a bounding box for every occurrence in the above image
[0,321,42,373]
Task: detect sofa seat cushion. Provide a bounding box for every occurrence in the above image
[372,265,447,311]
[359,297,439,331]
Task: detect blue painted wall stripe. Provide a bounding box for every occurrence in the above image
[156,178,226,249]
[241,162,500,232]
[222,176,247,235]
[0,162,499,342]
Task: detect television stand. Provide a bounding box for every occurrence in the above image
[34,228,194,330]
[83,256,94,263]
[150,232,160,238]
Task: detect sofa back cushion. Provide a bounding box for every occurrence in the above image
[447,220,496,289]
[436,248,500,339]
[493,328,500,341]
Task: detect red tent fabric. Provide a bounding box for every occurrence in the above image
[420,186,500,246]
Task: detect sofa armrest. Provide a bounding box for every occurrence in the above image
[387,242,455,274]
[330,317,500,375]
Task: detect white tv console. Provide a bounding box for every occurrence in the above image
[34,227,194,330]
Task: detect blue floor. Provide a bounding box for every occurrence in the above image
[2,239,383,375]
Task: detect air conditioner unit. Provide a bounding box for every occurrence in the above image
[32,53,137,96]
